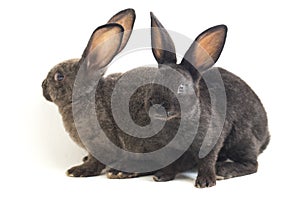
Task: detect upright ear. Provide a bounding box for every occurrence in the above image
[180,25,227,79]
[80,23,124,77]
[107,8,136,53]
[150,12,177,65]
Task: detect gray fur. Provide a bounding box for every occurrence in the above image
[42,9,139,177]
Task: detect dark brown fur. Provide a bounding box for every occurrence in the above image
[144,13,270,188]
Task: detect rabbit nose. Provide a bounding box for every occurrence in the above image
[42,80,47,88]
[149,104,167,118]
[155,105,166,116]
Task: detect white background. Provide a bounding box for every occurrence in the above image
[1,0,299,199]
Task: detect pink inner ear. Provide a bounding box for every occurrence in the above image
[197,29,226,62]
[107,9,135,53]
[183,26,226,71]
[81,24,123,75]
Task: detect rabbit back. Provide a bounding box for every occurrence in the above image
[199,67,270,161]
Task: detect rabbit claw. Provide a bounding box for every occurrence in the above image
[195,174,216,188]
[106,169,138,179]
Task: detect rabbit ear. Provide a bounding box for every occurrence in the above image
[150,12,177,65]
[181,25,227,79]
[80,23,124,76]
[107,8,136,53]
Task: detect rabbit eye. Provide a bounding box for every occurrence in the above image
[177,84,186,94]
[54,72,65,81]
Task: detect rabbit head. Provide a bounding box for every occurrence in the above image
[42,9,135,107]
[146,12,227,120]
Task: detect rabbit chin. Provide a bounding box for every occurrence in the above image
[43,91,53,102]
[42,88,53,102]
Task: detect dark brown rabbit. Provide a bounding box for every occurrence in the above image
[42,9,137,177]
[144,13,270,188]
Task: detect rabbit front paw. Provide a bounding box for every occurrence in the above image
[106,169,138,179]
[195,173,216,188]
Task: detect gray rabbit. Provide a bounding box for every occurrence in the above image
[42,9,139,177]
[143,13,270,187]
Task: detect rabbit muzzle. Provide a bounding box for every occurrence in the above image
[42,79,53,102]
[149,104,179,121]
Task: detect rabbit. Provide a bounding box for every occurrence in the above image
[42,8,172,179]
[143,12,270,188]
[42,8,138,177]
